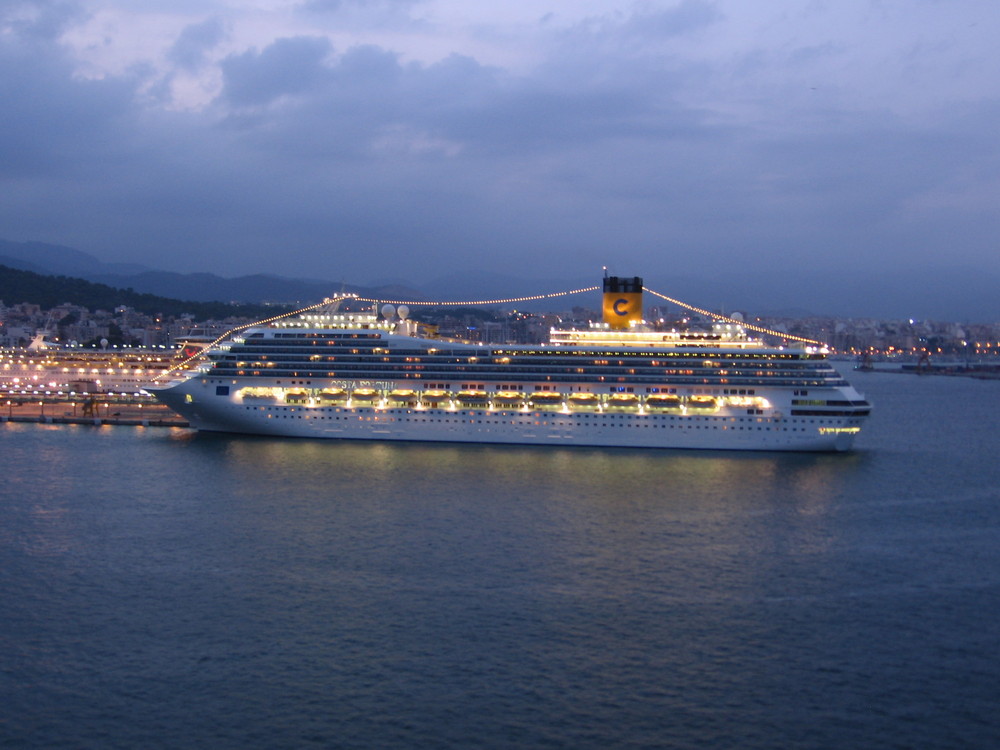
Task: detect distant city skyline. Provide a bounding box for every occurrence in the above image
[1,1,998,320]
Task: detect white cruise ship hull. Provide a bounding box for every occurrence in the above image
[154,378,863,452]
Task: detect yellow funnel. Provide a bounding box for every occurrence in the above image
[602,276,643,329]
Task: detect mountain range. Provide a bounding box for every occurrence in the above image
[1,239,996,322]
[0,239,385,304]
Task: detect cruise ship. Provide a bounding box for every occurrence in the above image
[151,277,871,451]
[0,346,189,395]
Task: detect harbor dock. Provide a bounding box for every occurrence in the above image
[1,396,188,428]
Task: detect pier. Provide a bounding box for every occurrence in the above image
[1,395,188,428]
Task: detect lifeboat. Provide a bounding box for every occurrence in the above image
[687,395,718,410]
[492,391,524,407]
[607,393,640,408]
[284,390,310,404]
[421,389,451,406]
[457,390,490,405]
[240,387,276,401]
[528,391,563,406]
[567,392,599,408]
[645,394,682,410]
[387,388,418,404]
[351,388,380,403]
[317,388,347,403]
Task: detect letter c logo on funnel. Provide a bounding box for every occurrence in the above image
[613,298,630,316]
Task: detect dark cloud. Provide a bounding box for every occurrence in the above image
[0,30,136,177]
[168,17,226,70]
[220,36,334,106]
[213,36,697,164]
[621,0,721,39]
[303,0,395,7]
[0,0,87,41]
[298,0,426,15]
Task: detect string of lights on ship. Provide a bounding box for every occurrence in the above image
[156,284,829,381]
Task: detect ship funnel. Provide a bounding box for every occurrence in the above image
[602,276,643,329]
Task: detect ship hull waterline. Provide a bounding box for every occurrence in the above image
[153,383,862,453]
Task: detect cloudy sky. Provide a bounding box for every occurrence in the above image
[2,0,998,316]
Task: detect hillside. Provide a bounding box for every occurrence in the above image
[0,264,292,319]
[0,239,418,305]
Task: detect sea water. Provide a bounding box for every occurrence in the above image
[2,371,999,749]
